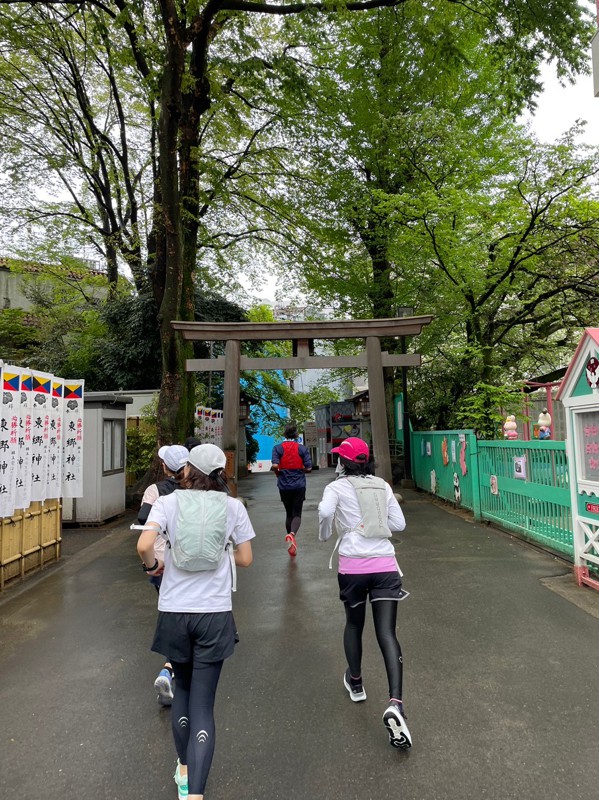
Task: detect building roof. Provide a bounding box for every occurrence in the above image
[555,328,599,400]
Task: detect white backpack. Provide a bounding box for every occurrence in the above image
[168,491,236,586]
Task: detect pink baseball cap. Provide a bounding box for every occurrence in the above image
[331,437,370,462]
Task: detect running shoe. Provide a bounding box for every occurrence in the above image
[343,668,367,702]
[173,759,189,800]
[285,533,297,557]
[154,667,174,706]
[383,700,412,750]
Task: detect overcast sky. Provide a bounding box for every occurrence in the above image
[523,60,599,145]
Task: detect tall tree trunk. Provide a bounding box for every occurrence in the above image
[154,5,194,446]
[360,213,399,441]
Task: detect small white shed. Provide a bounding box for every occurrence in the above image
[62,392,133,525]
[556,328,599,591]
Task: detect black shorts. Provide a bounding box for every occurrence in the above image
[151,610,237,664]
[338,571,409,608]
[278,487,306,513]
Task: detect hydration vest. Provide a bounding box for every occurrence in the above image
[346,476,392,539]
[170,490,229,571]
[327,476,392,569]
[157,476,178,496]
[137,477,178,524]
[278,441,304,470]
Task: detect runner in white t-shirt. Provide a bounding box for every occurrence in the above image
[138,443,189,706]
[137,444,255,800]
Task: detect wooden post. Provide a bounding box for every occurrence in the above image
[222,339,240,496]
[367,336,392,484]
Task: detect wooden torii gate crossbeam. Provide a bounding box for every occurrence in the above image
[172,316,433,486]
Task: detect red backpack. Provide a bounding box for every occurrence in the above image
[278,441,304,470]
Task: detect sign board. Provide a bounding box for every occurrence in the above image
[304,421,318,447]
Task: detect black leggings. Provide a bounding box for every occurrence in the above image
[171,660,223,795]
[279,487,306,535]
[343,600,403,699]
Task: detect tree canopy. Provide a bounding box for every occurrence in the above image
[0,0,596,440]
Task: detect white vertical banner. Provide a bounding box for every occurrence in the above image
[46,378,64,499]
[0,365,21,518]
[194,405,224,447]
[15,367,33,511]
[194,405,204,439]
[195,406,210,442]
[215,409,223,447]
[62,380,84,497]
[30,370,52,502]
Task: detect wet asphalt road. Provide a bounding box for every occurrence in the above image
[2,468,599,800]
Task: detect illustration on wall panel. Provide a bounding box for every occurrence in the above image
[441,437,449,466]
[459,438,468,476]
[514,455,527,480]
[331,422,361,441]
[453,473,461,504]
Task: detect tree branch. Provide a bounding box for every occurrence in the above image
[220,0,405,14]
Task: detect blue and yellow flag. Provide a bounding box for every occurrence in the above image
[2,372,19,392]
[33,374,51,394]
[64,383,83,399]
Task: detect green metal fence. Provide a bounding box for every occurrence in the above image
[411,431,479,514]
[411,432,573,558]
[477,440,572,556]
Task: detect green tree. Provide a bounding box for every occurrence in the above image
[0,0,593,447]
[453,382,526,440]
[402,127,599,428]
[2,260,113,387]
[0,308,40,364]
[266,6,599,430]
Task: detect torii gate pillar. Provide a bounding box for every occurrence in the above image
[367,336,392,482]
[222,339,240,495]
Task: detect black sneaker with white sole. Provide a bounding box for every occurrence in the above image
[383,701,412,749]
[343,668,367,702]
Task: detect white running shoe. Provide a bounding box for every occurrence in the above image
[154,668,174,706]
[383,701,412,749]
[343,669,367,702]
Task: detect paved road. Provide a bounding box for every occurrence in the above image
[2,469,599,800]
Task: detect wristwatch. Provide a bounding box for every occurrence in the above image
[142,560,159,572]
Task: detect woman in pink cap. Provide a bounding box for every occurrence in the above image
[318,437,412,750]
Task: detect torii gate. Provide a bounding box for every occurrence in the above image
[172,315,433,488]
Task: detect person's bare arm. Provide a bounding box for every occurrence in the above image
[136,523,163,575]
[234,540,253,567]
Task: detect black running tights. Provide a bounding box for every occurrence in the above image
[279,487,306,535]
[171,659,223,795]
[343,600,403,699]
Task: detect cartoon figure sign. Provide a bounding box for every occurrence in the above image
[442,437,449,466]
[586,357,599,390]
[453,473,461,504]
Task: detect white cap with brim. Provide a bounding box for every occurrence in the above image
[181,443,227,476]
[159,444,189,473]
